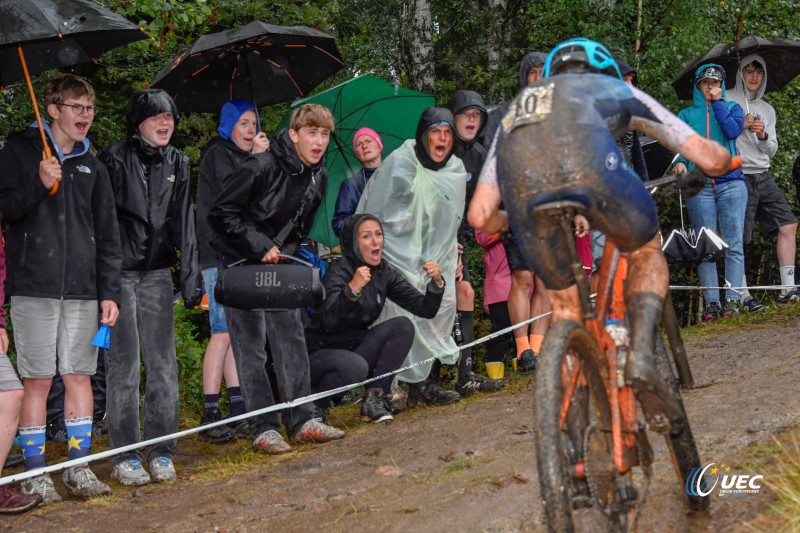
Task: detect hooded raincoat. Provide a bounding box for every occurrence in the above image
[197,101,259,269]
[356,108,466,382]
[676,63,744,183]
[728,54,778,174]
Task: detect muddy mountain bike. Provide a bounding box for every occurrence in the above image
[532,170,708,532]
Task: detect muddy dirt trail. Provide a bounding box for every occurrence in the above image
[4,316,799,533]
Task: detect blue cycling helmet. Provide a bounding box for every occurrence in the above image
[543,37,622,79]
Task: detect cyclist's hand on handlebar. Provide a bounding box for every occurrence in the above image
[672,162,687,175]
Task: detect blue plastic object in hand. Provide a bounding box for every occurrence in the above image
[92,324,111,349]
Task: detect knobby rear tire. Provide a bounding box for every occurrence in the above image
[654,332,709,511]
[534,320,616,533]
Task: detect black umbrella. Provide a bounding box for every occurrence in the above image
[151,21,345,113]
[672,35,800,100]
[662,224,729,265]
[0,0,150,192]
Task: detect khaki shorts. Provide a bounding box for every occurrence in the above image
[0,352,23,392]
[11,296,99,379]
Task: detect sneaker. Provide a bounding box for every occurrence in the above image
[291,418,346,444]
[3,452,23,469]
[721,299,738,318]
[253,429,293,455]
[111,459,150,486]
[517,349,538,374]
[456,373,505,396]
[45,416,67,442]
[407,380,461,407]
[360,389,393,423]
[778,287,800,304]
[741,297,765,313]
[199,408,236,443]
[703,302,721,322]
[92,413,108,437]
[20,473,62,504]
[62,464,111,499]
[0,485,43,514]
[148,456,176,483]
[227,419,252,440]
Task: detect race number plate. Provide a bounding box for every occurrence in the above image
[501,83,554,133]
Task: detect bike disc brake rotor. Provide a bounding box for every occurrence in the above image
[583,424,616,509]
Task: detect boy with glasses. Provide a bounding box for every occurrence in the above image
[0,73,122,503]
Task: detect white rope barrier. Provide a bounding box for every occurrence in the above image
[2,281,796,486]
[0,310,552,487]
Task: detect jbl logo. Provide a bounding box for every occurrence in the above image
[255,271,281,287]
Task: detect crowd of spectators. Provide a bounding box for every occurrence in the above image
[0,41,797,513]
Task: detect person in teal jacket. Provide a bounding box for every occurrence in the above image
[673,63,746,320]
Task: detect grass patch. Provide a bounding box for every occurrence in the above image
[444,460,472,473]
[764,432,800,533]
[681,300,800,339]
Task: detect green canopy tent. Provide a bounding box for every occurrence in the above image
[279,75,434,248]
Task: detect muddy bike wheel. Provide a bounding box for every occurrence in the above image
[534,320,622,533]
[654,332,709,511]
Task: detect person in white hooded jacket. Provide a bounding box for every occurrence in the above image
[729,54,799,307]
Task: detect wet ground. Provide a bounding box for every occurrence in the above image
[4,314,798,532]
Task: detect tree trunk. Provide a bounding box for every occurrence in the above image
[404,0,435,94]
[487,0,505,71]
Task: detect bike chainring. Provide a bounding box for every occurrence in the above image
[583,424,617,510]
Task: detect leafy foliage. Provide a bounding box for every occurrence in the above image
[2,0,800,412]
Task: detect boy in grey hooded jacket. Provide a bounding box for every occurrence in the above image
[729,54,799,305]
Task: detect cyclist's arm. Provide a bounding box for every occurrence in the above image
[467,134,508,234]
[627,86,730,177]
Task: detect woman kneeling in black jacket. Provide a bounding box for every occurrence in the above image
[305,214,444,423]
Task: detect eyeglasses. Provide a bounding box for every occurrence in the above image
[56,103,98,116]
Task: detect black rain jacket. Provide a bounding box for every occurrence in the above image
[208,127,328,267]
[448,90,489,244]
[196,136,249,269]
[100,134,201,307]
[304,213,444,352]
[0,126,121,303]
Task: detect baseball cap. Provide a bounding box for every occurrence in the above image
[697,66,724,85]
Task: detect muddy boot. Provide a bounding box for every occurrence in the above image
[408,380,461,406]
[408,361,460,406]
[625,292,684,434]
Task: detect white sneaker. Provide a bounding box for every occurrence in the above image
[148,456,176,483]
[62,464,112,499]
[20,473,62,504]
[112,459,151,486]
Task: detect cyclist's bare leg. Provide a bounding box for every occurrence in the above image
[530,277,552,352]
[623,234,683,431]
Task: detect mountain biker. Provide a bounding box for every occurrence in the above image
[468,37,733,432]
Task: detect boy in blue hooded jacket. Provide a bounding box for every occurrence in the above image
[673,64,746,320]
